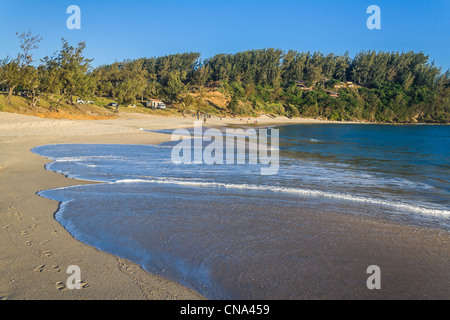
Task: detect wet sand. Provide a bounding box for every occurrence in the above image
[0,111,448,300]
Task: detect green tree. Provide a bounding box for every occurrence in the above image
[164,70,185,103]
[16,30,43,107]
[56,39,93,108]
[0,58,20,104]
[116,59,148,106]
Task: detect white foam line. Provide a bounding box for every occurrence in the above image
[115,178,450,218]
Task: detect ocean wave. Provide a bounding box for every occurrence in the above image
[113,178,450,218]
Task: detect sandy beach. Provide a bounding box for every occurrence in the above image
[0,111,448,300]
[0,111,323,300]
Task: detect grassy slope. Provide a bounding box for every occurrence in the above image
[0,94,118,120]
[0,94,185,120]
[0,90,290,120]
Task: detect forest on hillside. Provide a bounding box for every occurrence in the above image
[1,32,449,123]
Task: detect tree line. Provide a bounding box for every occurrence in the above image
[1,31,449,122]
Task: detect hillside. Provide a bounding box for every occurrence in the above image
[2,36,449,123]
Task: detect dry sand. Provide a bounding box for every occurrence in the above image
[0,111,322,300]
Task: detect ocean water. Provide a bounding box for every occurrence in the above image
[33,124,450,299]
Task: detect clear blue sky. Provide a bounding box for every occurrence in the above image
[0,0,449,70]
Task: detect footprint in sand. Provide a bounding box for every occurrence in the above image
[34,265,46,273]
[75,280,90,289]
[55,281,89,290]
[25,241,32,246]
[20,230,28,236]
[40,250,53,258]
[51,265,61,273]
[56,282,65,291]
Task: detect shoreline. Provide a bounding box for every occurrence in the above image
[0,111,449,300]
[0,111,324,300]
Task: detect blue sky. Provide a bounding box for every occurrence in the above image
[0,0,449,70]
